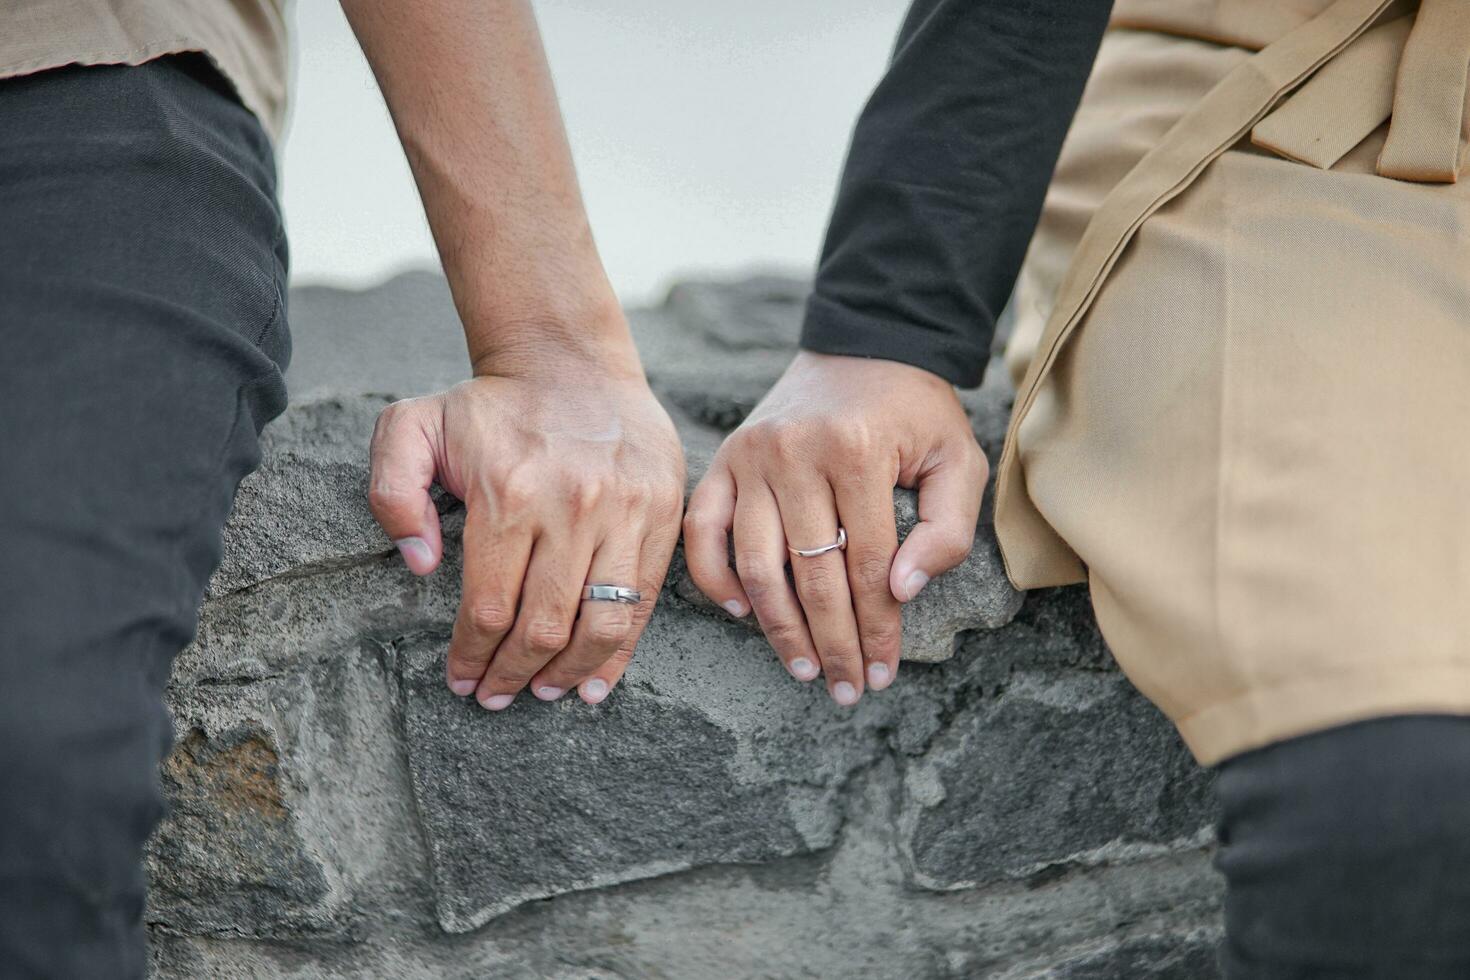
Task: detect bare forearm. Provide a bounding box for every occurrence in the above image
[341,0,638,377]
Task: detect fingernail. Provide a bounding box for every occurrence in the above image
[831,681,859,706]
[448,678,477,697]
[581,678,610,704]
[535,685,564,701]
[789,657,819,682]
[901,570,930,602]
[394,536,434,574]
[867,662,892,690]
[723,599,749,618]
[481,693,514,711]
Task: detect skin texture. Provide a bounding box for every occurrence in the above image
[344,0,685,706]
[686,351,987,705]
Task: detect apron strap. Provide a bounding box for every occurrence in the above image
[1251,16,1413,170]
[1377,0,1470,182]
[995,0,1398,590]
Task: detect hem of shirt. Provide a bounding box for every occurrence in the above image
[0,45,283,145]
[799,292,988,388]
[1176,661,1470,767]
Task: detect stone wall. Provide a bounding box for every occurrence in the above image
[145,274,1223,978]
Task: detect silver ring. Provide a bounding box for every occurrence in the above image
[788,526,847,558]
[582,584,642,604]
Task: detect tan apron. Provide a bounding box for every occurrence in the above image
[996,0,1470,764]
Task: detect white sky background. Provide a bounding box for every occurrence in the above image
[279,0,909,307]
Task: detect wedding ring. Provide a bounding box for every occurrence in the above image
[582,584,642,604]
[788,526,847,558]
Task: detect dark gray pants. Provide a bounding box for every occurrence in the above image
[0,56,287,977]
[1217,715,1470,979]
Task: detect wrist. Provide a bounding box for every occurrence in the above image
[790,348,954,391]
[466,298,645,384]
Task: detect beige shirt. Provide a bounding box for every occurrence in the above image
[3,0,289,143]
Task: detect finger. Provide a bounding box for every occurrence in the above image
[890,441,986,604]
[577,517,677,704]
[832,474,902,692]
[475,529,595,707]
[684,463,750,618]
[771,476,864,706]
[579,492,682,703]
[531,530,640,695]
[367,398,444,575]
[446,506,532,698]
[579,645,633,706]
[732,484,822,685]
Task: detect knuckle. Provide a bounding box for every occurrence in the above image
[569,475,610,515]
[859,617,901,653]
[659,484,688,519]
[939,529,976,565]
[585,614,632,648]
[766,419,809,462]
[496,466,539,511]
[734,555,784,596]
[724,427,758,458]
[631,596,658,629]
[683,501,724,538]
[483,664,532,690]
[372,397,433,446]
[372,400,404,437]
[447,639,490,671]
[850,551,893,593]
[682,507,706,535]
[762,617,805,649]
[524,620,573,656]
[830,420,874,458]
[744,417,809,463]
[614,481,643,512]
[817,647,861,677]
[366,483,413,513]
[795,561,845,610]
[465,601,515,636]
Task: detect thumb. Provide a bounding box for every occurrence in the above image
[890,442,986,603]
[367,398,445,576]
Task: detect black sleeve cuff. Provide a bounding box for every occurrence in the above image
[799,290,989,389]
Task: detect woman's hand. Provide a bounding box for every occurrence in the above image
[367,338,685,709]
[684,351,985,705]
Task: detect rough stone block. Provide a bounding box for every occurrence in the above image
[900,670,1215,891]
[146,689,337,937]
[397,619,892,932]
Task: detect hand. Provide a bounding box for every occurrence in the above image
[368,343,685,708]
[684,351,986,705]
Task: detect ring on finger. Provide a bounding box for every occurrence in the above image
[582,583,642,604]
[787,526,847,559]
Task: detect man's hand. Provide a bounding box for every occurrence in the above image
[684,351,985,706]
[342,1,688,706]
[369,338,685,708]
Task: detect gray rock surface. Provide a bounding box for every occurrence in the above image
[146,272,1224,977]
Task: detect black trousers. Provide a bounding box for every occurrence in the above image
[0,57,288,978]
[1216,715,1470,979]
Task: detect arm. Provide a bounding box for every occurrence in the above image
[346,0,685,707]
[686,0,1112,705]
[804,0,1114,387]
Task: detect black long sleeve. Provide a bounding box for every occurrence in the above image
[800,0,1114,387]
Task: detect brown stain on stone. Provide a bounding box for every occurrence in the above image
[164,729,288,822]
